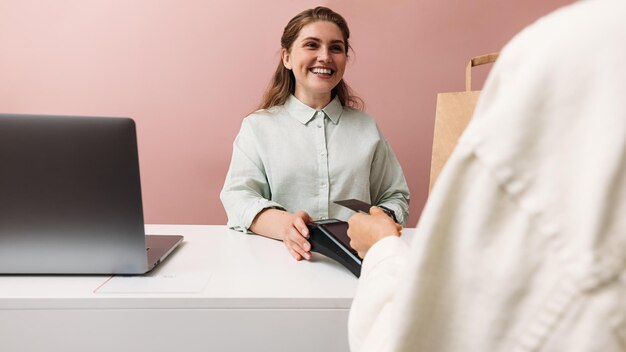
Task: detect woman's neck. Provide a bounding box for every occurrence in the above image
[294,91,331,110]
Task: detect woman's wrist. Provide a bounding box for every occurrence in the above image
[377,205,399,223]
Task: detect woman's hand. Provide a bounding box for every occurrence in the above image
[279,210,313,261]
[347,206,402,258]
[250,209,313,261]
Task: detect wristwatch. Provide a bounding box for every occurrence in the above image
[378,205,399,224]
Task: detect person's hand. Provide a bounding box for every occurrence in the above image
[249,208,313,261]
[279,210,313,261]
[347,206,402,258]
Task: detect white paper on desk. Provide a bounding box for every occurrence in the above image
[95,271,211,294]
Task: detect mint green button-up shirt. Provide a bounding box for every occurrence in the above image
[220,95,410,232]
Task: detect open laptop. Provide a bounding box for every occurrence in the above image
[0,113,183,274]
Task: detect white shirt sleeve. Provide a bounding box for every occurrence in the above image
[349,1,626,350]
[220,118,284,232]
[349,235,408,352]
[370,134,410,226]
[349,142,534,352]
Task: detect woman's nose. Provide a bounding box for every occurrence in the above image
[317,48,332,63]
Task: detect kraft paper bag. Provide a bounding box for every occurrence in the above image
[429,53,499,191]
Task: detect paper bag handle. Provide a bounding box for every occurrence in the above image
[465,52,499,91]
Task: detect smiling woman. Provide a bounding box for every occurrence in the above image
[257,6,361,111]
[220,7,410,262]
[281,20,347,109]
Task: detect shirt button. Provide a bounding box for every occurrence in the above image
[320,151,326,156]
[317,123,322,128]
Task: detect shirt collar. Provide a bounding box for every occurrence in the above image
[284,95,343,125]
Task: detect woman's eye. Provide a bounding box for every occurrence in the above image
[331,46,344,53]
[305,42,318,48]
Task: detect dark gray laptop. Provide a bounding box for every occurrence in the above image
[0,113,183,274]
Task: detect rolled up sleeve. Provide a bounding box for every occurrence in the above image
[220,118,284,232]
[370,135,410,226]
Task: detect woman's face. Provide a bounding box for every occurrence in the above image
[282,21,347,105]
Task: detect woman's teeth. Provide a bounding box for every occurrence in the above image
[310,68,332,75]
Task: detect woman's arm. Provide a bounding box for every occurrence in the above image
[220,118,313,260]
[250,208,312,260]
[370,134,410,225]
[220,118,284,231]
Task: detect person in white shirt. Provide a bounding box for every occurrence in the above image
[346,0,626,351]
[221,7,410,261]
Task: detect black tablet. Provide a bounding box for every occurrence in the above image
[307,219,361,277]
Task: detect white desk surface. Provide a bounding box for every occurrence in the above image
[0,225,417,352]
[0,225,416,310]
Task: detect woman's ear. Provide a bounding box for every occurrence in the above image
[281,48,292,70]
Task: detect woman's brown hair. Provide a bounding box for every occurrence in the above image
[257,6,363,110]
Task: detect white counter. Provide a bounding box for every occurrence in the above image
[0,225,415,352]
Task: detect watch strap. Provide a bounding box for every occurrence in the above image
[378,205,399,224]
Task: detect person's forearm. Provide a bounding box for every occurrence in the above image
[349,236,408,352]
[250,208,293,240]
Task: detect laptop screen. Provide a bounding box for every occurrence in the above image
[0,114,150,273]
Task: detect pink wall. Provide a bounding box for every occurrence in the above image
[0,0,573,225]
